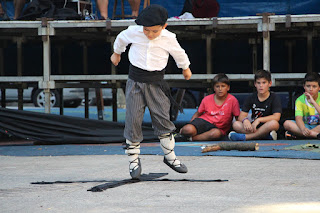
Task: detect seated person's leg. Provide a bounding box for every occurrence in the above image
[229,120,251,141]
[128,0,140,17]
[310,125,320,138]
[180,118,221,141]
[192,128,223,141]
[14,0,25,19]
[283,120,302,136]
[245,120,279,140]
[284,120,320,138]
[0,3,4,15]
[230,120,279,141]
[180,124,197,137]
[232,120,246,133]
[97,0,108,19]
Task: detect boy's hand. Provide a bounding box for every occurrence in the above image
[251,119,261,132]
[183,68,192,80]
[110,53,121,66]
[301,127,311,136]
[243,119,253,132]
[305,92,316,105]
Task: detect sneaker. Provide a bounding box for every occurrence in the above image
[228,131,246,141]
[173,133,191,142]
[163,157,188,173]
[266,130,277,140]
[285,131,297,140]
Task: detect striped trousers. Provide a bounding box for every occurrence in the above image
[124,79,176,142]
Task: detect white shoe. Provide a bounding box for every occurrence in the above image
[269,130,277,140]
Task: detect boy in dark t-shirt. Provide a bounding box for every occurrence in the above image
[229,70,282,141]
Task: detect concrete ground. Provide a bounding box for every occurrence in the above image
[1,154,320,213]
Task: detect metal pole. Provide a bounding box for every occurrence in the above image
[261,13,271,72]
[16,38,23,110]
[110,37,118,122]
[0,46,3,76]
[286,40,293,73]
[43,29,51,113]
[82,42,89,118]
[263,31,270,72]
[249,38,257,74]
[206,35,212,76]
[57,46,64,114]
[307,31,313,73]
[206,35,214,94]
[0,46,5,108]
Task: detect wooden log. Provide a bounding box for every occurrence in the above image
[201,142,259,153]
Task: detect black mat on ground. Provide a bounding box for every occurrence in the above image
[0,108,157,144]
[31,173,228,192]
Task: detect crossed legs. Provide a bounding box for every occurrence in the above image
[283,120,320,138]
[232,120,279,140]
[180,124,223,141]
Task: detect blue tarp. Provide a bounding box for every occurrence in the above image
[218,0,320,17]
[1,140,319,160]
[108,0,320,18]
[97,0,320,19]
[1,0,320,20]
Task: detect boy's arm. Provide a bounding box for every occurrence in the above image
[237,111,249,122]
[238,111,254,132]
[251,112,281,132]
[305,92,320,114]
[168,36,191,80]
[190,111,201,121]
[254,113,281,124]
[296,115,310,136]
[294,96,311,136]
[110,27,132,66]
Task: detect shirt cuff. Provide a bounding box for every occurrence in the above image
[113,49,122,55]
[181,65,190,70]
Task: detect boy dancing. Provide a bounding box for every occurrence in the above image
[110,4,192,179]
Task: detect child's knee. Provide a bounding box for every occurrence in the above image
[208,129,222,139]
[268,120,280,130]
[283,120,289,129]
[232,121,243,130]
[283,120,295,130]
[180,124,196,135]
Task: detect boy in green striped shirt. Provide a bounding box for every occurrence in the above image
[284,72,320,139]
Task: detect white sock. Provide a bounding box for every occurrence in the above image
[159,133,181,167]
[125,139,140,170]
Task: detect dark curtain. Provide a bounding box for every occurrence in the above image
[0,108,157,144]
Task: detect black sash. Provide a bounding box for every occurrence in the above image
[129,64,165,83]
[128,64,183,113]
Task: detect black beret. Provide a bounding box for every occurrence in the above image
[135,4,168,27]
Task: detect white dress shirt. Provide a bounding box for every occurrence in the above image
[113,25,190,71]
